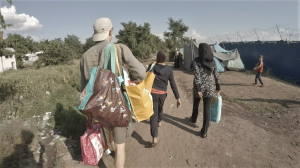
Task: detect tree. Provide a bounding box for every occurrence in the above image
[0,0,13,30]
[151,35,167,51]
[36,40,74,66]
[53,38,64,44]
[116,21,156,59]
[83,37,94,52]
[64,34,83,58]
[163,18,189,51]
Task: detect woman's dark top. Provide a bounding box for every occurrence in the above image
[147,63,180,99]
[192,60,220,98]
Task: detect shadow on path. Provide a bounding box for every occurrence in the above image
[142,115,199,136]
[237,98,300,108]
[1,130,42,168]
[131,131,152,148]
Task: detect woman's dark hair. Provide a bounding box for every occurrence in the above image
[156,50,168,63]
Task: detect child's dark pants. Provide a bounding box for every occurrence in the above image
[255,72,264,85]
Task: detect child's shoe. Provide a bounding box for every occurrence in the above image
[253,83,257,85]
[259,85,264,87]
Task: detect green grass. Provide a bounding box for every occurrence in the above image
[0,62,81,121]
[0,56,154,166]
[0,60,89,166]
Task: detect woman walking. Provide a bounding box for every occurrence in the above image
[191,43,221,138]
[147,50,181,147]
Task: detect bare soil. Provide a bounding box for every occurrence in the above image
[4,59,300,168]
[70,59,300,168]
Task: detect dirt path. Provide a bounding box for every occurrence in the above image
[66,59,300,168]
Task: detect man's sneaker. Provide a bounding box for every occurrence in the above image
[259,85,264,87]
[253,83,257,85]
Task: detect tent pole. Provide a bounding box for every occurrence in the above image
[253,28,260,41]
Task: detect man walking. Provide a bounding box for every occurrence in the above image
[80,18,146,168]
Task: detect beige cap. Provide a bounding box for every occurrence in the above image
[93,18,113,42]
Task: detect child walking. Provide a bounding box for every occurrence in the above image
[147,50,181,147]
[253,55,264,87]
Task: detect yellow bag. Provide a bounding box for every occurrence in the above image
[118,45,155,122]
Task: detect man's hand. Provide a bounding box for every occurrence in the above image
[177,99,181,108]
[197,92,203,99]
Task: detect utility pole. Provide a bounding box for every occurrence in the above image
[276,24,283,41]
[253,28,259,41]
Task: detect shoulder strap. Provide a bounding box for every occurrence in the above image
[114,44,121,76]
[148,62,156,72]
[104,43,116,74]
[117,44,136,78]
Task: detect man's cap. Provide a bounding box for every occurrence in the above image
[93,18,113,42]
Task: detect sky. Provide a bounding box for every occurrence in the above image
[0,0,299,43]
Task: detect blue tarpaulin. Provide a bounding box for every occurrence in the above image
[214,43,234,53]
[214,57,225,73]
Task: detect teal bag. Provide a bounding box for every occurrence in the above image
[210,94,222,123]
[76,67,99,111]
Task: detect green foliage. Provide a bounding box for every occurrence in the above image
[0,63,81,121]
[0,0,13,30]
[83,37,95,52]
[117,21,160,59]
[152,35,168,51]
[163,18,189,51]
[0,63,85,165]
[36,41,74,66]
[64,34,83,58]
[0,48,13,56]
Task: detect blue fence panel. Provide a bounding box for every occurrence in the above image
[221,41,300,85]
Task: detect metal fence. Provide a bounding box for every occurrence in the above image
[220,41,300,85]
[200,25,300,44]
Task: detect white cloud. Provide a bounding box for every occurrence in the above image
[155,33,164,40]
[192,29,206,42]
[1,6,43,32]
[31,35,40,42]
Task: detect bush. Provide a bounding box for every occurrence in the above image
[37,41,75,66]
[0,63,81,121]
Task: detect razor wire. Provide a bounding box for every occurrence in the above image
[198,25,300,44]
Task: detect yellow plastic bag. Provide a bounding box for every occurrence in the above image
[117,44,155,122]
[125,67,155,122]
